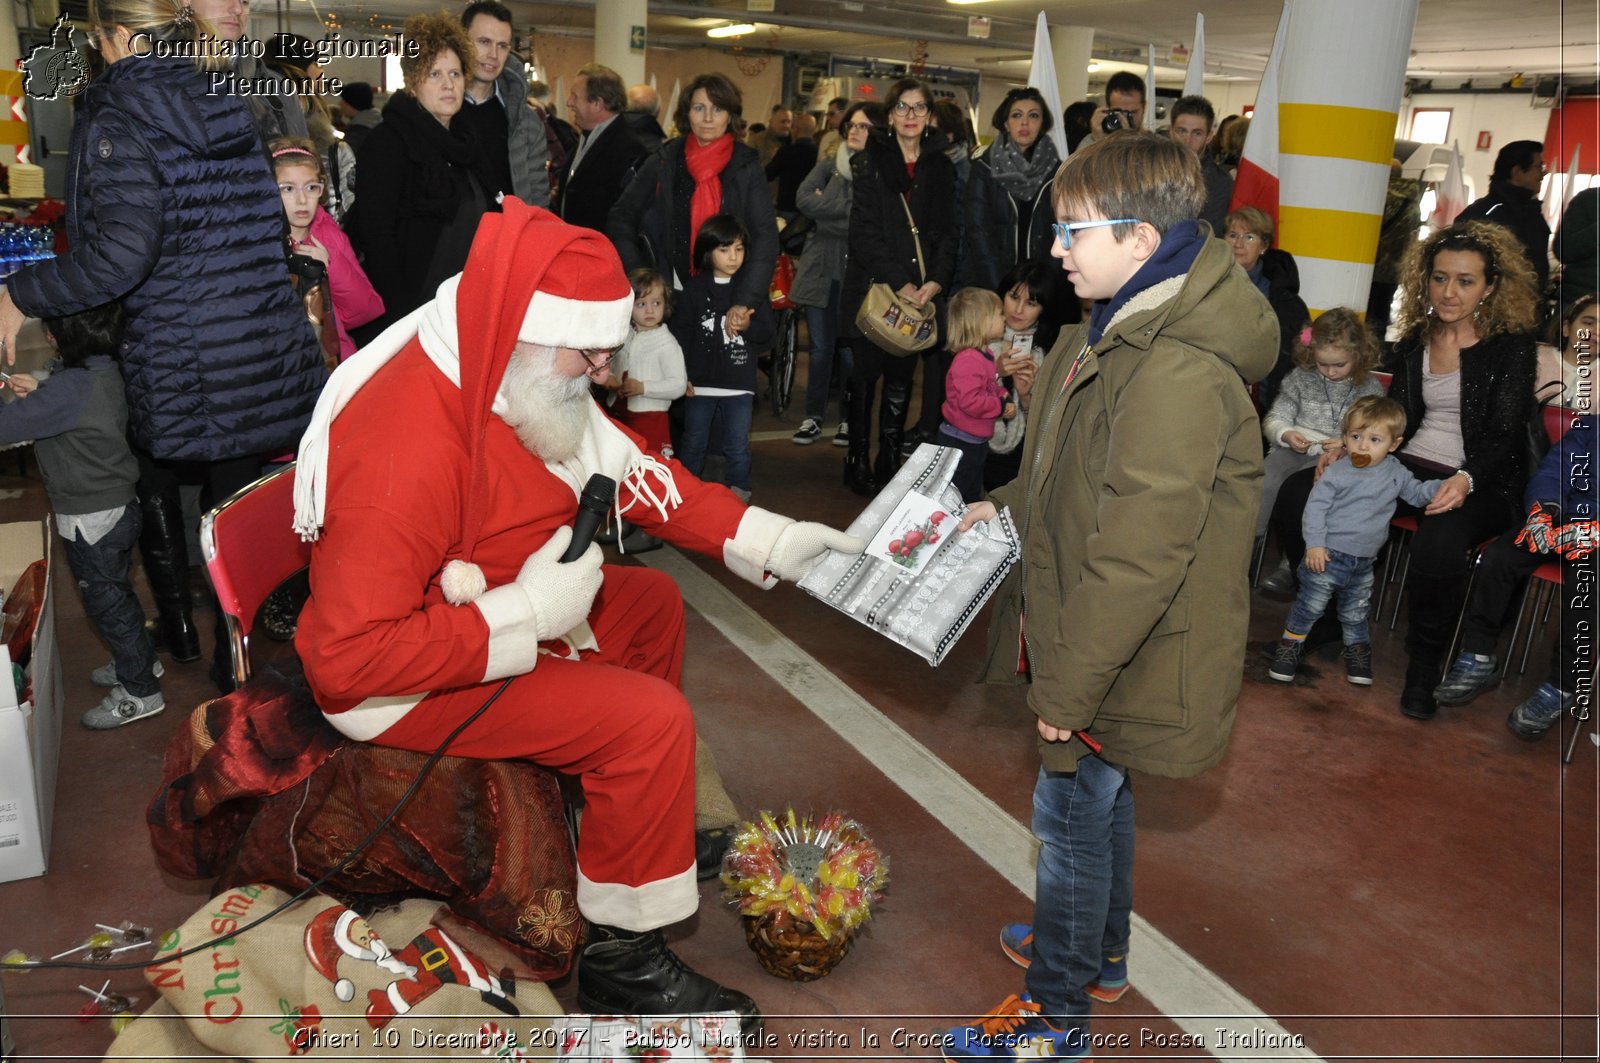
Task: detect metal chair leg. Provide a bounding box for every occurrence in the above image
[1505,578,1537,676]
[1519,581,1549,675]
[1389,545,1413,630]
[1564,707,1590,764]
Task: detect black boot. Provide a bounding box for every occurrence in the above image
[1400,573,1460,720]
[138,485,201,662]
[843,379,876,496]
[578,924,761,1036]
[1400,654,1443,719]
[875,376,912,487]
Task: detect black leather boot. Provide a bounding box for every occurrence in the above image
[843,379,876,496]
[578,924,761,1036]
[874,376,912,486]
[138,486,201,662]
[1400,574,1460,720]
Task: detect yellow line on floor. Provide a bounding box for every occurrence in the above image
[644,546,1324,1062]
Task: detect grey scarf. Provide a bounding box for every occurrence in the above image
[986,134,1061,204]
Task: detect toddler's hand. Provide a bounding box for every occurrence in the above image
[4,372,38,397]
[619,375,644,397]
[1002,402,1017,419]
[1304,547,1329,573]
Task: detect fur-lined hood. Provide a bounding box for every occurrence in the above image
[1095,227,1279,388]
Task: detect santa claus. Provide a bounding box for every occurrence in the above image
[291,200,861,1030]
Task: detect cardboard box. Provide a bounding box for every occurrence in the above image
[0,518,61,883]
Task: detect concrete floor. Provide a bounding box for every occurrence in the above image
[0,359,1595,1061]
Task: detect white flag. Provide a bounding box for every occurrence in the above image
[1028,12,1068,158]
[1146,44,1158,129]
[1562,144,1581,212]
[1431,141,1468,228]
[1183,13,1206,99]
[665,79,681,136]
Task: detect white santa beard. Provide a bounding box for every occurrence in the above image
[498,349,594,463]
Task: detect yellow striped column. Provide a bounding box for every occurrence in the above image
[1277,0,1419,316]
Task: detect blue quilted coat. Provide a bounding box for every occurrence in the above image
[7,54,324,461]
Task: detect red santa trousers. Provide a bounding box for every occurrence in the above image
[370,564,696,932]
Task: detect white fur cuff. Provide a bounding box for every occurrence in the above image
[724,506,790,588]
[474,582,543,681]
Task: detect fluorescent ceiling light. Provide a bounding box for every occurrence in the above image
[707,22,757,38]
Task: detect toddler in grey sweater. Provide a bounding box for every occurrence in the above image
[1270,395,1441,686]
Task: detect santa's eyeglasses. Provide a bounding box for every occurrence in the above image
[579,348,618,370]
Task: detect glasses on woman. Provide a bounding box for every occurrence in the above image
[278,182,326,199]
[892,101,929,116]
[1051,218,1139,249]
[1225,231,1262,244]
[846,121,874,132]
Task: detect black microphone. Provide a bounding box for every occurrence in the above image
[562,473,616,562]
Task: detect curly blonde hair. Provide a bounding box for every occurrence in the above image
[399,11,473,95]
[1293,306,1382,384]
[1394,221,1542,343]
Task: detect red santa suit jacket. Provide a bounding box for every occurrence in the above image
[296,339,784,737]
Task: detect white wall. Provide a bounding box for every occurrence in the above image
[1398,91,1552,192]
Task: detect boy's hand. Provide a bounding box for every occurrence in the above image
[1038,718,1069,742]
[1305,546,1329,573]
[957,501,996,532]
[5,372,39,397]
[1002,401,1017,419]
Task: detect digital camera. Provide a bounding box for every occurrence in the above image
[1100,109,1137,134]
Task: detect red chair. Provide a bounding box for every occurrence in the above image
[1372,370,1393,393]
[1544,403,1574,445]
[199,463,307,687]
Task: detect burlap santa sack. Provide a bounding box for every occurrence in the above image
[106,887,562,1060]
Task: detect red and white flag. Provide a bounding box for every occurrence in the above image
[1229,2,1291,236]
[1431,141,1467,228]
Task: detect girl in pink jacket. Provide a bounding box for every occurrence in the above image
[936,287,1016,501]
[271,138,384,361]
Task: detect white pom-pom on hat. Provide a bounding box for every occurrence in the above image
[441,559,487,604]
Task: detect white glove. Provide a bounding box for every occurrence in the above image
[765,521,865,582]
[516,526,604,640]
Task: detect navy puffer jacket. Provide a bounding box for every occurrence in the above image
[7,55,323,462]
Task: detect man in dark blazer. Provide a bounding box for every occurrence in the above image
[557,64,649,234]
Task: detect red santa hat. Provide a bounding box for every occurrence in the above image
[441,199,633,604]
[303,907,370,1003]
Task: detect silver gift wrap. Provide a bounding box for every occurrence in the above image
[799,444,1020,666]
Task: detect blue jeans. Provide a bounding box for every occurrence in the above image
[803,288,851,424]
[1026,757,1134,1033]
[60,504,160,697]
[680,393,754,491]
[1285,548,1376,645]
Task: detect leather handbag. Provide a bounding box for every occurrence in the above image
[854,197,938,355]
[287,252,341,372]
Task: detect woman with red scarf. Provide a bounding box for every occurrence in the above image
[609,74,779,373]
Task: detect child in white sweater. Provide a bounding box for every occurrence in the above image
[609,268,687,459]
[1258,308,1385,557]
